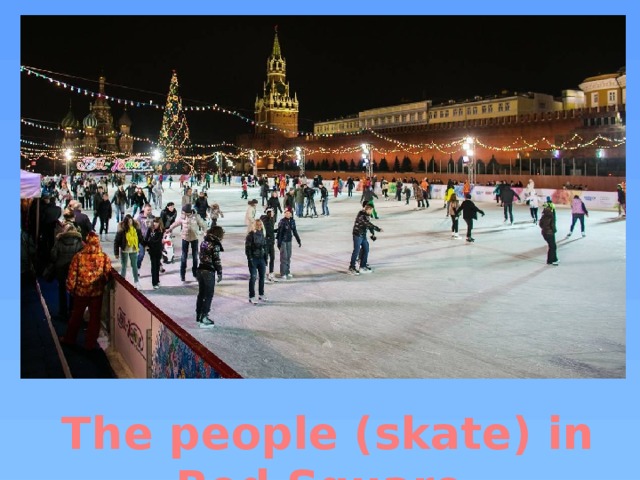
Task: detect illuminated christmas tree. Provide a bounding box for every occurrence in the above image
[158,70,191,163]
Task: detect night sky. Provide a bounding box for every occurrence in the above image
[20,15,625,152]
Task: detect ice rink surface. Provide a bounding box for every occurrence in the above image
[108,181,625,378]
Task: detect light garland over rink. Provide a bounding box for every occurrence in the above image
[22,65,626,158]
[20,131,626,162]
[22,66,310,137]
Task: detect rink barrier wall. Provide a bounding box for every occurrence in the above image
[227,177,619,210]
[107,271,242,379]
[428,185,619,210]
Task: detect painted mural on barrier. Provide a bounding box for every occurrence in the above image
[114,282,152,378]
[151,322,221,379]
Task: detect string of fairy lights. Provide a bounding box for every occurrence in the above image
[21,65,626,162]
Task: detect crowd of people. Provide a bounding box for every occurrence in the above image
[25,170,625,344]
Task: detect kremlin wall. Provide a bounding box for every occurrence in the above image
[239,30,626,191]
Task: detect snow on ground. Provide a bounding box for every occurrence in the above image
[105,181,625,378]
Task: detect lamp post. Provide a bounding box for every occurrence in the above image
[249,149,258,177]
[64,148,73,179]
[215,152,222,180]
[596,148,604,176]
[152,149,162,174]
[361,143,373,179]
[462,136,475,185]
[295,146,305,176]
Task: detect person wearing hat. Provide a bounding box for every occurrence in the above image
[245,199,259,233]
[267,191,283,222]
[196,225,224,326]
[543,196,556,222]
[348,202,382,275]
[168,204,207,282]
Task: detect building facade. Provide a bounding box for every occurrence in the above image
[579,69,626,108]
[60,76,133,156]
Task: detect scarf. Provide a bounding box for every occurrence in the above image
[125,226,139,251]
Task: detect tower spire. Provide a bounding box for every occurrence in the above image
[272,26,281,57]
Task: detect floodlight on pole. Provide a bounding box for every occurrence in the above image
[361,143,373,179]
[64,148,73,177]
[295,146,305,176]
[463,136,475,185]
[215,152,223,178]
[250,149,258,177]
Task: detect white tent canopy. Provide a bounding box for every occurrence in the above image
[20,169,41,199]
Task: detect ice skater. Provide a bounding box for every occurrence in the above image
[500,183,520,225]
[348,202,382,275]
[617,184,626,217]
[196,225,224,326]
[448,193,460,238]
[539,206,558,265]
[276,209,301,280]
[245,218,268,304]
[528,194,540,224]
[567,195,589,237]
[455,193,485,242]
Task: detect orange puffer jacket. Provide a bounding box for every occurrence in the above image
[66,233,112,297]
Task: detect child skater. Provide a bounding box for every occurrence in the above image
[455,193,485,242]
